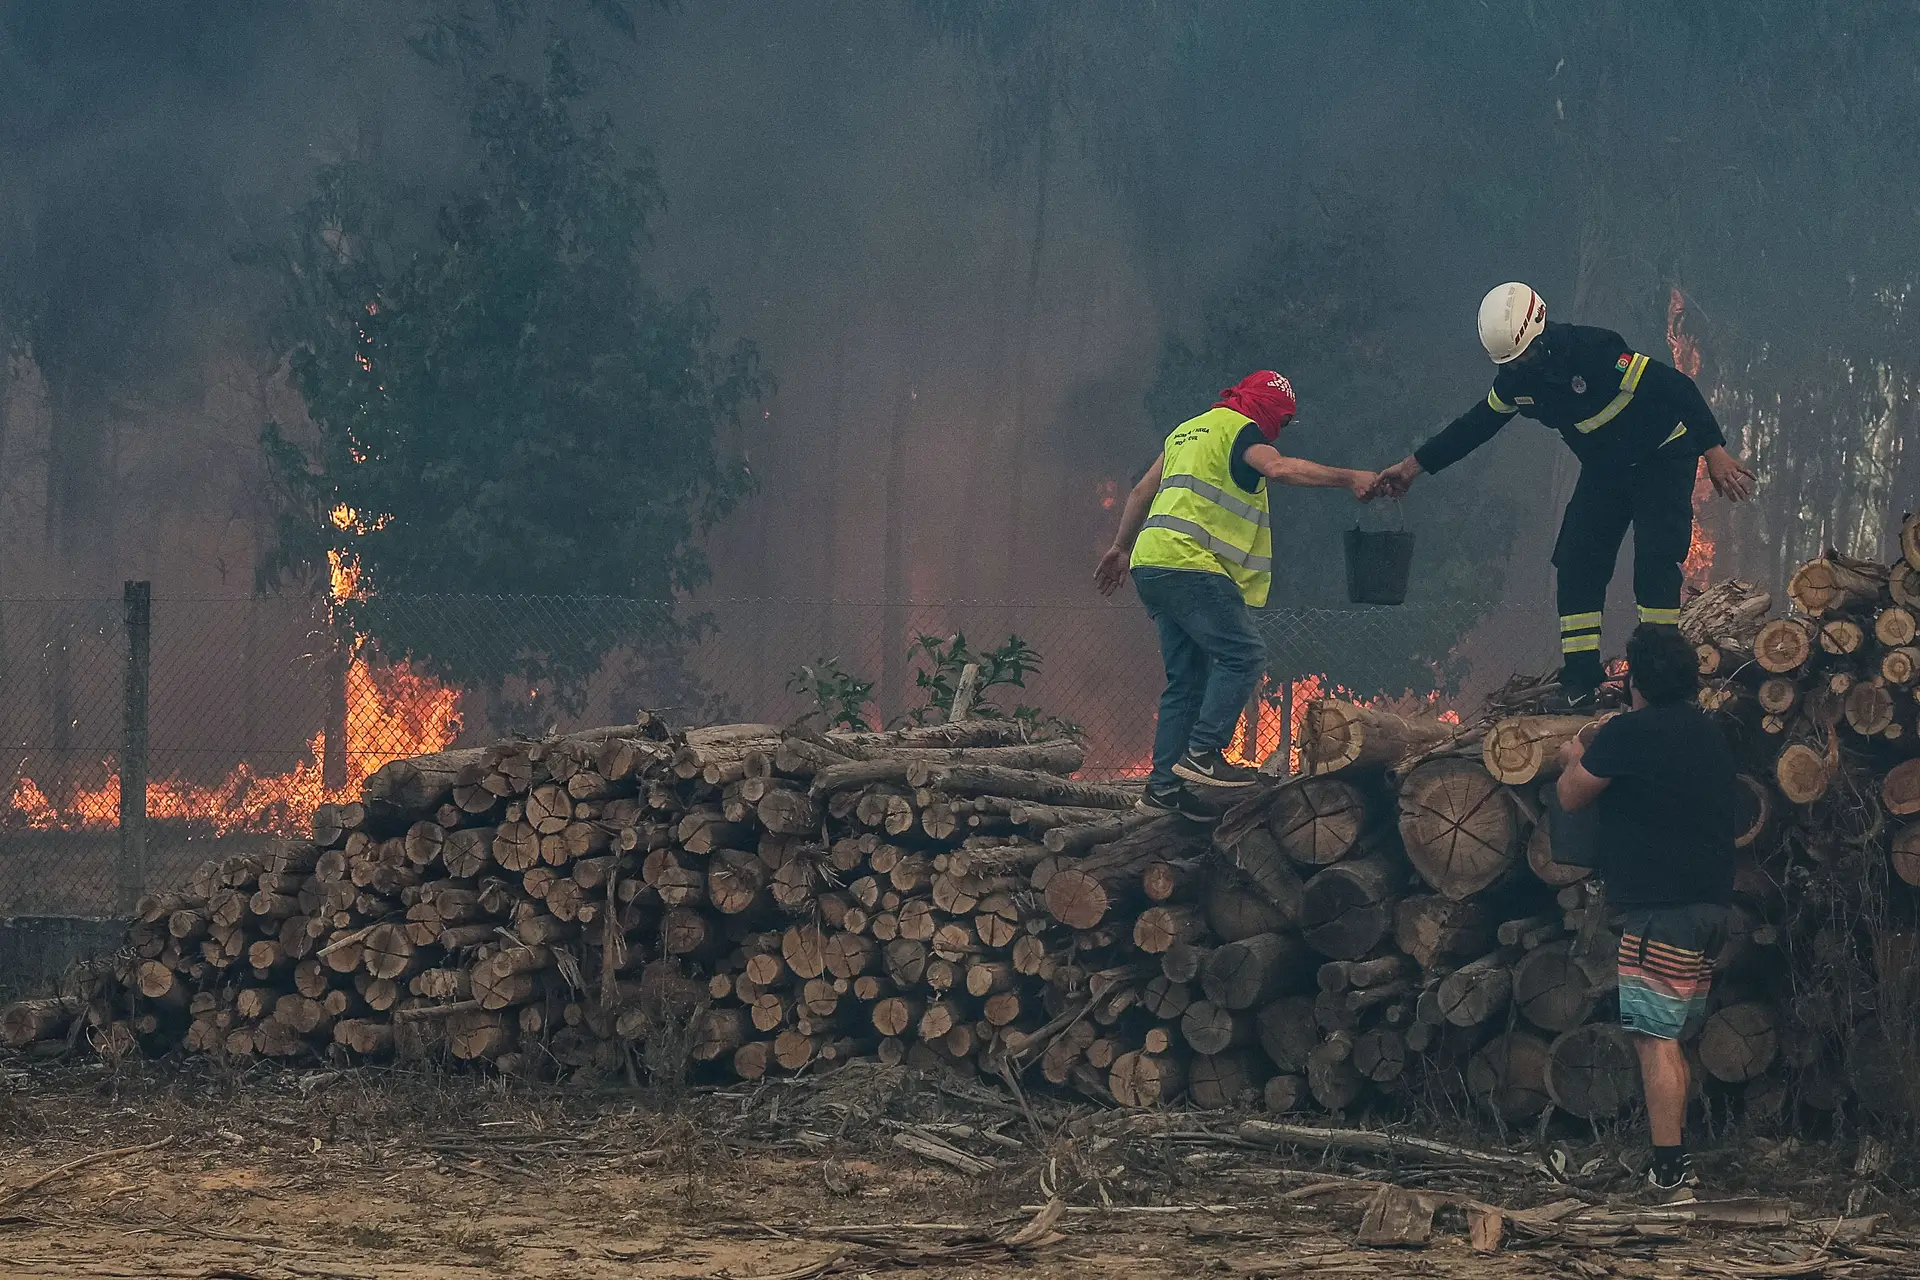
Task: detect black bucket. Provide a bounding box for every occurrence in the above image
[1343,502,1415,605]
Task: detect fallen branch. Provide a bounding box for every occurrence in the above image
[1235,1119,1556,1178]
[0,1136,174,1207]
[890,1128,997,1175]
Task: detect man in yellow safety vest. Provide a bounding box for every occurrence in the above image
[1096,371,1379,815]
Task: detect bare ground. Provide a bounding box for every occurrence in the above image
[0,1056,1913,1280]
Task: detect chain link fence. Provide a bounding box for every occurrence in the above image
[0,590,1558,919]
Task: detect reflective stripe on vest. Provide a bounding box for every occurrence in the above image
[1574,352,1650,433]
[1158,474,1272,528]
[1138,514,1273,572]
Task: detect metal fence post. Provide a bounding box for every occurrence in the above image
[119,581,151,916]
[1276,676,1294,777]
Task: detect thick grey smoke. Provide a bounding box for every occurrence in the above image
[2,0,1915,626]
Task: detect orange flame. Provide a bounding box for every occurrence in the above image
[1667,287,1715,591]
[6,496,461,837]
[5,653,460,836]
[1117,674,1461,778]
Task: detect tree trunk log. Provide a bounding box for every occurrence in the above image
[1201,872,1288,942]
[1263,1072,1307,1112]
[1465,1030,1551,1123]
[1299,854,1402,960]
[1201,932,1312,1010]
[1544,1023,1639,1118]
[1255,995,1317,1075]
[1215,827,1305,925]
[1188,1051,1261,1108]
[1393,895,1494,970]
[1884,758,1920,817]
[1109,1050,1187,1106]
[1892,823,1920,887]
[1133,904,1205,954]
[1352,1027,1407,1083]
[909,763,1137,810]
[1679,579,1772,649]
[1753,619,1814,673]
[1817,617,1866,656]
[1482,715,1593,786]
[1302,700,1455,775]
[1844,681,1896,736]
[1511,940,1601,1032]
[363,748,488,814]
[1181,999,1254,1055]
[1437,949,1516,1028]
[0,996,84,1047]
[1306,1032,1365,1110]
[1267,777,1368,865]
[1698,1001,1779,1083]
[1789,552,1886,616]
[1398,759,1518,899]
[1776,741,1833,805]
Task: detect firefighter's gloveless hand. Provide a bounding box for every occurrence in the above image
[1094,545,1130,597]
[1368,456,1422,500]
[1703,446,1756,502]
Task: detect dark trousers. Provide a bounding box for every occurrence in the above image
[1553,444,1696,689]
[1132,567,1266,788]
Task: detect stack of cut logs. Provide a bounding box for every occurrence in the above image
[5,517,1918,1126]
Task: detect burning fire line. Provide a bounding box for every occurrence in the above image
[1114,674,1461,778]
[1668,287,1717,592]
[5,506,461,837]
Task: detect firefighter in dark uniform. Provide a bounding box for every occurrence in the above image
[1370,283,1755,705]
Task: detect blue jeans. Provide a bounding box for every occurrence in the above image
[1132,566,1267,788]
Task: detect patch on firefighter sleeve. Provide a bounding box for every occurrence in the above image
[1615,352,1632,372]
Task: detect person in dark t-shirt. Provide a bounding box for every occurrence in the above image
[1556,623,1737,1199]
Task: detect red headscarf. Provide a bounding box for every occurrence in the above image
[1215,370,1297,440]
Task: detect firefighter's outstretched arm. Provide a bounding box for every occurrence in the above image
[1369,394,1517,498]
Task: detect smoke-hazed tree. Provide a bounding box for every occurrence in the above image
[259,42,764,696]
[1147,219,1520,695]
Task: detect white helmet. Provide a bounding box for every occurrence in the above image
[1477,282,1547,363]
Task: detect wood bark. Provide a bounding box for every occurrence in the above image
[1201,932,1311,1010]
[1393,895,1493,970]
[1437,950,1516,1028]
[1302,700,1455,775]
[1789,552,1886,616]
[1298,854,1401,960]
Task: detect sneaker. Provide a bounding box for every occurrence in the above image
[1172,749,1261,788]
[1138,782,1214,822]
[1542,686,1599,714]
[1645,1157,1699,1203]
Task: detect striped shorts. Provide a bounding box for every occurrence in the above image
[1617,905,1727,1040]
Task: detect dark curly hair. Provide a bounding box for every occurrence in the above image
[1625,623,1698,706]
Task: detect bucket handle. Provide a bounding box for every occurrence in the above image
[1353,495,1406,532]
